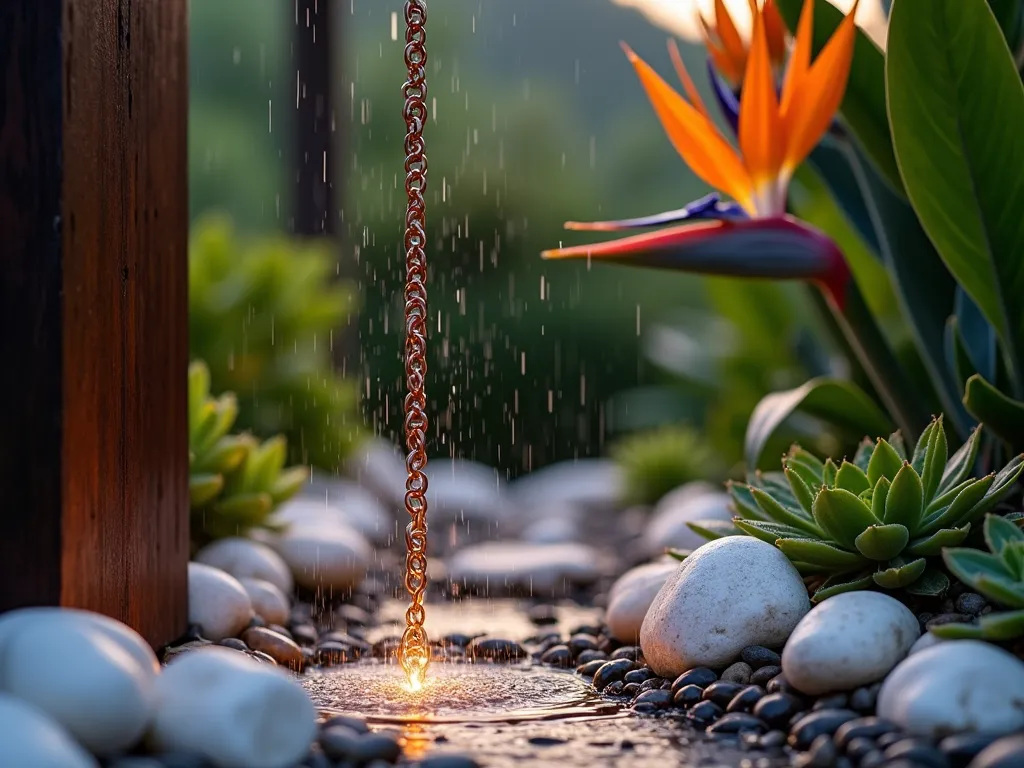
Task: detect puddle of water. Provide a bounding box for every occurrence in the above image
[303,663,622,725]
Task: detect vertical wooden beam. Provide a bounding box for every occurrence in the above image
[0,0,189,648]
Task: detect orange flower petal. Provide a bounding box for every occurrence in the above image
[668,38,711,121]
[622,44,753,212]
[763,0,788,67]
[782,0,859,173]
[700,15,745,84]
[739,6,784,191]
[780,0,815,116]
[715,0,749,76]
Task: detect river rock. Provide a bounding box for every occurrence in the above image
[188,562,254,641]
[970,734,1024,768]
[642,483,734,555]
[239,578,290,626]
[0,694,99,768]
[0,620,154,755]
[605,560,677,643]
[782,591,920,695]
[242,627,304,670]
[148,647,316,768]
[193,537,294,595]
[343,437,408,507]
[447,542,611,592]
[269,522,372,591]
[271,486,393,546]
[878,640,1024,737]
[510,459,624,512]
[908,631,945,656]
[640,537,809,676]
[520,515,581,544]
[425,458,510,525]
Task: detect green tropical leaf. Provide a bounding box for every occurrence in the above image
[872,557,927,589]
[855,524,911,561]
[812,572,876,602]
[906,524,972,557]
[745,378,893,469]
[812,487,879,549]
[777,538,869,569]
[867,439,904,486]
[905,567,950,597]
[887,0,1024,384]
[775,0,903,191]
[963,375,1024,448]
[884,463,924,528]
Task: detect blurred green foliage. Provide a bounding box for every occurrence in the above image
[611,425,722,506]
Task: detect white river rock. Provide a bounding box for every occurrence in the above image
[188,562,254,641]
[605,560,678,643]
[193,537,294,595]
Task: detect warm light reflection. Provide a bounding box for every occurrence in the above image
[405,667,424,693]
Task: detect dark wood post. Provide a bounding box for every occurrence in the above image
[0,0,189,648]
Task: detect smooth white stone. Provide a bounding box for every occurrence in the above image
[425,458,510,524]
[908,631,947,656]
[193,538,294,595]
[782,591,920,695]
[605,561,678,643]
[520,516,581,544]
[238,578,290,626]
[447,542,613,592]
[510,459,624,512]
[188,562,254,641]
[878,640,1024,737]
[640,537,809,676]
[0,607,159,679]
[294,477,395,542]
[0,694,99,768]
[643,483,734,555]
[0,622,154,756]
[148,647,316,768]
[269,522,372,592]
[343,437,407,507]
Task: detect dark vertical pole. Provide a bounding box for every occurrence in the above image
[294,0,336,236]
[0,0,189,648]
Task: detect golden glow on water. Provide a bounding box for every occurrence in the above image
[404,668,424,693]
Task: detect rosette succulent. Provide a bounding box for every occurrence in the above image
[721,417,1024,600]
[933,514,1024,641]
[189,360,307,545]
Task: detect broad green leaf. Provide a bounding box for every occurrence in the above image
[855,524,910,561]
[775,0,903,192]
[906,567,950,597]
[777,538,869,569]
[938,427,982,495]
[836,461,871,495]
[867,439,904,485]
[906,524,972,557]
[734,519,818,545]
[746,378,893,469]
[685,520,741,541]
[988,0,1024,52]
[812,572,875,602]
[885,463,924,528]
[813,487,879,549]
[955,287,999,384]
[872,557,927,589]
[964,375,1024,448]
[887,0,1024,381]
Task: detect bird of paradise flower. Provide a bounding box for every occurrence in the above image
[542,0,927,438]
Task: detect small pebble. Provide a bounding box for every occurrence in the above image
[688,700,724,725]
[834,717,898,749]
[726,685,765,713]
[750,665,782,687]
[567,634,599,655]
[849,683,881,713]
[217,637,249,652]
[316,641,355,666]
[416,755,481,768]
[638,677,666,693]
[813,693,849,711]
[877,731,906,750]
[706,712,767,734]
[291,624,318,646]
[673,684,704,709]
[467,638,527,661]
[939,732,1002,766]
[753,693,806,729]
[575,649,607,665]
[858,750,885,768]
[610,646,642,661]
[924,613,972,630]
[806,733,838,767]
[527,736,566,746]
[347,733,402,764]
[603,681,625,696]
[766,673,795,694]
[528,605,559,625]
[702,681,746,708]
[571,624,602,637]
[322,715,369,734]
[540,645,574,668]
[759,730,787,749]
[671,667,717,692]
[741,646,782,669]
[721,661,753,684]
[968,733,1024,768]
[442,633,474,648]
[788,709,860,749]
[593,659,635,691]
[320,725,363,761]
[632,689,673,709]
[954,593,986,616]
[624,668,655,685]
[845,736,878,762]
[622,682,641,697]
[576,659,606,677]
[883,738,950,768]
[632,702,660,715]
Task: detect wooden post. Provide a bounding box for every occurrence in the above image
[0,0,189,648]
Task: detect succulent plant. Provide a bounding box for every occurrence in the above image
[189,360,307,545]
[713,417,1024,601]
[611,425,722,506]
[932,514,1024,640]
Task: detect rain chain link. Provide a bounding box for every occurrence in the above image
[397,0,431,690]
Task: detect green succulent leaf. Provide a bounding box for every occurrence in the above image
[823,459,838,488]
[855,524,910,561]
[193,436,249,475]
[786,446,827,485]
[906,524,971,557]
[812,572,876,602]
[211,492,273,526]
[985,513,1024,555]
[870,476,890,524]
[910,418,938,476]
[812,487,879,549]
[685,519,742,541]
[884,463,924,528]
[667,548,690,562]
[836,460,872,495]
[269,465,308,505]
[938,427,982,495]
[785,467,816,516]
[189,473,225,507]
[853,439,874,473]
[188,361,213,436]
[734,519,816,545]
[975,574,1024,609]
[776,538,869,570]
[943,547,1016,589]
[933,609,1024,641]
[905,567,950,597]
[872,557,927,589]
[867,439,904,486]
[728,482,767,521]
[919,475,995,535]
[752,488,823,535]
[930,621,986,639]
[926,478,975,516]
[758,472,805,512]
[920,417,948,502]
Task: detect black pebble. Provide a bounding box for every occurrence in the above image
[954,592,987,616]
[750,665,782,687]
[834,717,898,749]
[671,667,718,692]
[528,605,559,625]
[726,685,765,713]
[807,733,838,767]
[604,680,625,696]
[315,641,354,666]
[346,732,402,764]
[968,734,1024,768]
[443,633,475,648]
[767,673,796,693]
[610,646,642,661]
[593,659,635,691]
[624,668,655,685]
[753,692,806,729]
[877,731,906,750]
[849,684,881,713]
[321,715,369,734]
[707,712,768,734]
[541,645,574,668]
[633,689,673,709]
[858,749,885,768]
[577,659,606,677]
[568,634,599,655]
[925,613,973,630]
[576,649,607,665]
[741,645,782,669]
[468,637,527,661]
[673,684,704,709]
[846,736,879,762]
[218,638,248,652]
[788,709,860,750]
[813,692,849,711]
[319,725,362,761]
[639,677,666,693]
[688,700,724,725]
[759,730,787,749]
[290,624,318,646]
[884,738,950,768]
[416,755,481,768]
[622,682,641,697]
[940,732,1003,767]
[571,624,602,637]
[632,702,661,715]
[703,681,746,708]
[527,736,566,746]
